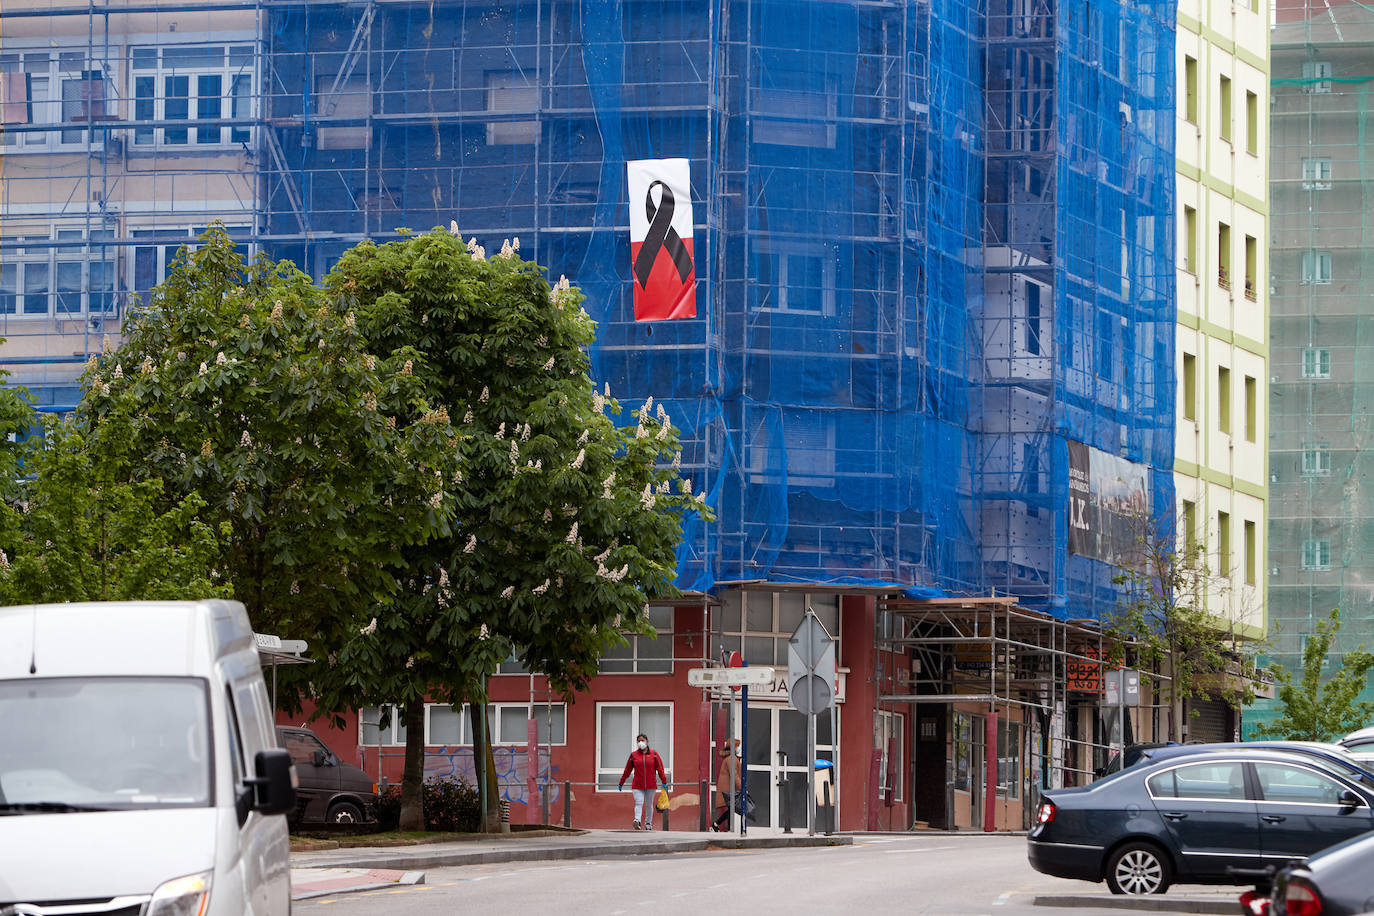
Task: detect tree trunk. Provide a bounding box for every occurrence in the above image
[469,700,507,833]
[398,700,427,831]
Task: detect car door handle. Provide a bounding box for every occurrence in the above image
[1261,815,1286,824]
[1162,812,1188,821]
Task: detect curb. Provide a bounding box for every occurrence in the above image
[292,870,425,901]
[295,835,851,871]
[1032,895,1236,914]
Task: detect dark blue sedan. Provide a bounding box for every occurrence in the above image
[1028,749,1374,895]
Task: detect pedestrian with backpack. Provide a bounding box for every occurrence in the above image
[618,733,668,830]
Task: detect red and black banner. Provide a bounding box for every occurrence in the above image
[628,158,697,321]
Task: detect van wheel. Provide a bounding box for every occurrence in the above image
[1106,842,1171,895]
[327,801,364,824]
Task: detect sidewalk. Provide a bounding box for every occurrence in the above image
[290,827,851,900]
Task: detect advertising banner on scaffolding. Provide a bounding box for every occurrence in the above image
[1067,440,1149,566]
[627,158,698,322]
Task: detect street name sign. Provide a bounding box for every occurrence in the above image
[687,666,775,688]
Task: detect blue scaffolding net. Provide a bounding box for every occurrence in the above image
[0,0,1177,622]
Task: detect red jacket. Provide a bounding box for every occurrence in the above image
[619,747,666,790]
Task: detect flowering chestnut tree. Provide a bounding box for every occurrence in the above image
[78,227,459,652]
[320,228,708,830]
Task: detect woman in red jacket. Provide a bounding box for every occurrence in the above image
[618,733,668,830]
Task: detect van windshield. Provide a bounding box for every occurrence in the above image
[0,677,211,811]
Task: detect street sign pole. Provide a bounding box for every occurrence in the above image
[741,662,749,837]
[807,703,816,836]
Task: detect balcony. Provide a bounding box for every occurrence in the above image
[1218,265,1232,291]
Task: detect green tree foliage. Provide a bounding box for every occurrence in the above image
[78,226,458,653]
[1105,514,1251,742]
[0,417,225,604]
[320,229,708,829]
[1253,608,1374,742]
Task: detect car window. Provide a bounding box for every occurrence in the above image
[1254,763,1347,804]
[281,732,326,766]
[1343,739,1374,753]
[1148,762,1246,800]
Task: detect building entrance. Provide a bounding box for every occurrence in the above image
[732,703,837,830]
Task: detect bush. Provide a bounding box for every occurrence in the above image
[375,780,482,833]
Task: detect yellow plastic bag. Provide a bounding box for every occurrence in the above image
[654,787,670,811]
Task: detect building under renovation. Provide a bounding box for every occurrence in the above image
[1251,0,1374,735]
[1,0,1189,830]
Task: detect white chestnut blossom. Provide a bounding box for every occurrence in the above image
[464,534,477,554]
[500,586,514,599]
[566,522,579,544]
[570,448,585,470]
[359,618,377,636]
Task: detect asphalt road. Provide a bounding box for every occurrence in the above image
[294,834,1241,915]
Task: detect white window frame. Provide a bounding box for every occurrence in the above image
[424,702,567,747]
[1301,538,1331,570]
[1302,157,1332,189]
[754,239,837,317]
[1302,60,1332,93]
[1302,250,1332,285]
[1,228,118,318]
[359,704,407,746]
[1301,446,1331,477]
[0,50,114,152]
[746,411,838,488]
[751,74,838,149]
[719,591,841,668]
[1302,347,1331,379]
[130,44,254,148]
[876,709,905,802]
[599,605,674,674]
[595,702,672,792]
[130,224,253,304]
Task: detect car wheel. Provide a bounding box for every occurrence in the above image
[327,801,364,825]
[1106,842,1171,896]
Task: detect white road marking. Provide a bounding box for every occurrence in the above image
[882,845,956,854]
[992,892,1014,906]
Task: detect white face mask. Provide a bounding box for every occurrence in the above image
[637,740,648,751]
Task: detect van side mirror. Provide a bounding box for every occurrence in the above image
[312,749,329,768]
[248,748,297,816]
[1339,789,1363,809]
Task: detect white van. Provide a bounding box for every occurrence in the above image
[0,600,295,914]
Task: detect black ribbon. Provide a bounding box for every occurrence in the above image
[633,180,693,289]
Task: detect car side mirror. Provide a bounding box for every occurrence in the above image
[1339,789,1363,808]
[248,748,297,816]
[312,749,328,767]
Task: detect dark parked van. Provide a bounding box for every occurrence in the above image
[275,726,380,827]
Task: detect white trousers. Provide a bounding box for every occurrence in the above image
[631,788,654,827]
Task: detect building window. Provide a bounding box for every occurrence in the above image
[1301,446,1331,476]
[1182,499,1197,553]
[1302,348,1331,379]
[1244,520,1257,586]
[996,720,1021,800]
[1245,90,1258,155]
[1302,157,1332,189]
[719,591,839,668]
[1302,250,1332,285]
[1182,205,1197,273]
[876,710,905,802]
[0,52,113,149]
[746,410,837,488]
[1219,75,1232,143]
[1217,511,1231,578]
[359,705,407,746]
[752,73,838,149]
[1244,236,1257,301]
[1184,55,1198,125]
[1244,375,1257,442]
[0,229,117,317]
[953,713,971,791]
[485,71,537,145]
[1302,61,1332,93]
[596,703,671,790]
[1218,366,1231,434]
[1301,539,1331,570]
[131,45,254,147]
[755,240,837,317]
[1024,280,1043,356]
[1217,223,1231,289]
[1182,352,1197,421]
[131,225,253,305]
[600,605,673,674]
[362,703,567,746]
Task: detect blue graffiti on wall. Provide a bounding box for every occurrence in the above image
[423,746,560,806]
